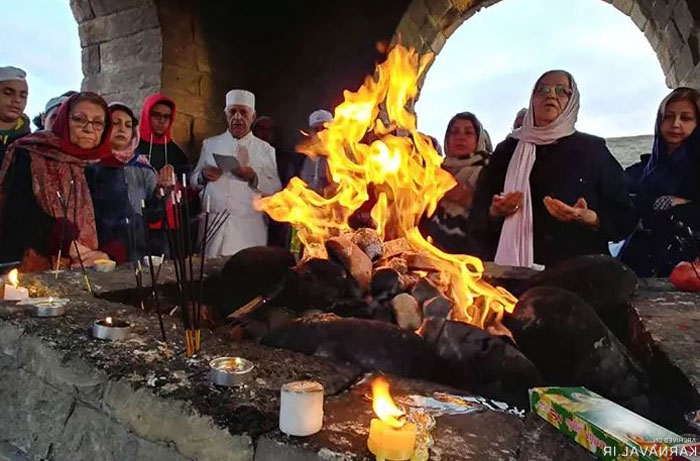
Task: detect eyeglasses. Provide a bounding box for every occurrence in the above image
[69,114,105,131]
[535,84,572,97]
[150,111,171,121]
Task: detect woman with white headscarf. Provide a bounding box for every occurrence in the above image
[469,70,636,268]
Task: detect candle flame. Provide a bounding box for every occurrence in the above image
[7,269,18,288]
[105,316,113,325]
[371,377,405,429]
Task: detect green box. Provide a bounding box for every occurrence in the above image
[530,386,699,460]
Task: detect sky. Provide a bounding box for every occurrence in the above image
[2,0,669,138]
[415,0,670,145]
[1,0,82,127]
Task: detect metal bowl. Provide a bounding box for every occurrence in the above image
[23,298,69,317]
[209,357,254,387]
[92,318,131,341]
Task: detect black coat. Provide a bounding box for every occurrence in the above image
[136,139,189,175]
[469,132,637,267]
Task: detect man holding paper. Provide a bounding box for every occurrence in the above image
[190,89,281,257]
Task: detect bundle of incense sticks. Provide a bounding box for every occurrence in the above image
[169,176,229,356]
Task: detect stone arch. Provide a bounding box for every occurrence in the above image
[393,0,700,89]
[69,0,699,157]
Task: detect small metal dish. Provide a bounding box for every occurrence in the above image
[92,318,131,341]
[21,297,69,317]
[209,357,254,387]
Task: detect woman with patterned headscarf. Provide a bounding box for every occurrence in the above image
[470,70,636,268]
[0,92,112,270]
[421,112,492,253]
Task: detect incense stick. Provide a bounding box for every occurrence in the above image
[57,188,92,294]
[141,199,167,342]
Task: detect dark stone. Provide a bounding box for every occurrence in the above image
[370,267,402,301]
[261,314,445,383]
[520,255,638,339]
[434,320,542,409]
[214,246,296,318]
[418,296,453,344]
[505,286,650,415]
[294,258,354,311]
[410,278,441,306]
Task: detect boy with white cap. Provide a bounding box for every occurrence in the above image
[191,89,282,257]
[300,109,333,195]
[0,66,30,162]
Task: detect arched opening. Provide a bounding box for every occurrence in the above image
[3,0,81,129]
[412,0,672,165]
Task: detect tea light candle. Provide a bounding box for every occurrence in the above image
[92,316,131,341]
[367,377,416,461]
[23,297,69,317]
[209,357,254,387]
[279,381,324,436]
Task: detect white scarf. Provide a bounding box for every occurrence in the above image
[494,75,580,267]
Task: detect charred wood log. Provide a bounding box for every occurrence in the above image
[520,255,638,339]
[261,314,445,382]
[371,268,402,302]
[434,320,543,409]
[326,236,373,292]
[214,246,297,318]
[504,286,650,415]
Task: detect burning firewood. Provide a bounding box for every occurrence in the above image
[411,278,441,307]
[326,235,373,292]
[370,268,402,301]
[391,293,422,331]
[382,238,411,260]
[398,272,421,291]
[351,228,384,261]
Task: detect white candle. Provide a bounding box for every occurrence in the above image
[3,284,28,301]
[206,195,211,213]
[3,269,28,301]
[279,381,324,436]
[140,199,146,209]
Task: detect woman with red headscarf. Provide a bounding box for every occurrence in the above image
[0,92,112,271]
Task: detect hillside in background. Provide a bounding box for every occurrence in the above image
[606,135,653,168]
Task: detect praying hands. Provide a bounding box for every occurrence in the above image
[543,196,599,229]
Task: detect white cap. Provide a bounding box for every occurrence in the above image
[225,89,255,111]
[308,109,332,127]
[0,66,26,83]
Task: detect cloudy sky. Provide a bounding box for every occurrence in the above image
[3,0,669,140]
[1,1,82,126]
[416,0,669,145]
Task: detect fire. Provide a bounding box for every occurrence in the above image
[7,269,19,288]
[105,316,113,325]
[256,45,516,329]
[371,377,405,429]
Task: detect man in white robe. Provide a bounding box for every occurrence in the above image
[191,89,282,257]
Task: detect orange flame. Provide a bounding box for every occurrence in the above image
[7,269,19,288]
[256,45,516,328]
[371,377,405,429]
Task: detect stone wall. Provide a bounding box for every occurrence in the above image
[70,0,700,158]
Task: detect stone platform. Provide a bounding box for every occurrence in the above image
[1,262,697,460]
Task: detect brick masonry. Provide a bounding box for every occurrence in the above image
[70,0,700,159]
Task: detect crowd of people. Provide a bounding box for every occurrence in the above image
[0,64,698,278]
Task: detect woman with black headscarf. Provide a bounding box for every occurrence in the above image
[620,87,700,276]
